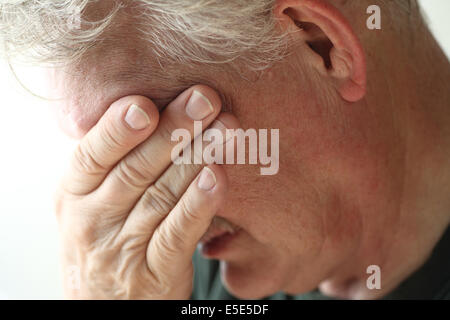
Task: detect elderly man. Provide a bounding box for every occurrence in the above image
[1,0,449,300]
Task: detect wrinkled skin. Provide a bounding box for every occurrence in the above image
[52,0,450,299]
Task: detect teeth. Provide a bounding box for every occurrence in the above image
[211,216,240,234]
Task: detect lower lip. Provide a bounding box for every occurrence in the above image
[200,229,241,258]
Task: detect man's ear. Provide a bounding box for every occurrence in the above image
[274,0,366,102]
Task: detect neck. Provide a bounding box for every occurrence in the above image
[377,30,450,299]
[321,25,450,299]
[397,24,450,240]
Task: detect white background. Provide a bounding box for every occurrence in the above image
[0,1,449,299]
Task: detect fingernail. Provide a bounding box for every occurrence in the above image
[198,167,217,190]
[186,90,214,121]
[125,104,150,130]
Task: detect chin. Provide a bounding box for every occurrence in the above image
[219,260,284,299]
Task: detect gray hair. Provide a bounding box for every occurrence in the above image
[0,1,118,64]
[0,0,288,70]
[0,0,417,70]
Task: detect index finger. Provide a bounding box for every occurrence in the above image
[61,96,159,195]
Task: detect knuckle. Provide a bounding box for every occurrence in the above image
[115,242,145,279]
[73,217,98,248]
[115,152,159,190]
[99,124,127,152]
[179,197,202,225]
[133,150,160,182]
[141,182,178,218]
[116,160,149,190]
[153,225,184,258]
[53,186,81,222]
[150,279,171,297]
[73,141,105,176]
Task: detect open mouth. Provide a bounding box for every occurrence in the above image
[199,216,241,245]
[198,216,242,257]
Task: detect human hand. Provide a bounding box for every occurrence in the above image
[55,86,238,299]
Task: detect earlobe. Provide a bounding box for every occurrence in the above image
[330,46,366,102]
[274,0,367,102]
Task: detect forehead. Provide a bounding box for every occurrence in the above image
[65,42,191,103]
[49,40,236,138]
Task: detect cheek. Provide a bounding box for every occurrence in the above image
[220,101,380,260]
[51,92,110,139]
[48,65,121,139]
[223,162,326,256]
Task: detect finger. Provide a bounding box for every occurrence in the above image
[147,164,228,276]
[61,96,159,195]
[97,85,222,205]
[119,112,240,237]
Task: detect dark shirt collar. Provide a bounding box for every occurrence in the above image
[382,224,450,299]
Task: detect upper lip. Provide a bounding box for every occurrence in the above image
[199,216,241,244]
